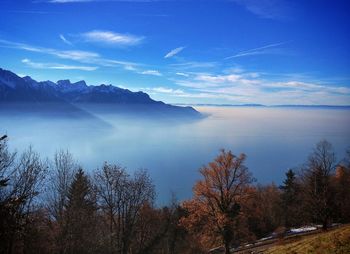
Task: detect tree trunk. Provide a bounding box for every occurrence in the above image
[224,240,230,254]
[322,218,328,230]
[223,225,232,254]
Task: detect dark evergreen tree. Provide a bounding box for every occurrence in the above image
[63,168,98,254]
[280,169,302,228]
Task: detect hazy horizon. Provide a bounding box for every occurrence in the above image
[2,105,349,204]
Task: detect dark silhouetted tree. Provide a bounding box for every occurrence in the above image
[0,135,46,254]
[47,150,77,253]
[244,184,282,239]
[94,164,155,254]
[63,168,97,254]
[302,140,336,230]
[280,169,302,228]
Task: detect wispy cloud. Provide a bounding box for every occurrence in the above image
[124,65,137,71]
[170,61,217,70]
[265,81,350,94]
[225,42,288,59]
[59,34,73,45]
[164,46,185,59]
[22,58,98,71]
[175,72,189,77]
[3,10,54,14]
[143,86,185,95]
[171,69,350,105]
[80,30,144,46]
[0,39,140,69]
[142,86,245,101]
[0,39,99,60]
[232,0,293,20]
[47,0,165,3]
[49,0,93,3]
[140,70,162,76]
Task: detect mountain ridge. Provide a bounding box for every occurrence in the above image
[0,68,200,118]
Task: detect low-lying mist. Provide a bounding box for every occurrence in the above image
[1,104,350,203]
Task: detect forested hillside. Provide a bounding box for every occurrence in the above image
[1,135,349,253]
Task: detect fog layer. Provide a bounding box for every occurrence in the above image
[1,106,349,203]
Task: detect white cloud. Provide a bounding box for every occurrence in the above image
[225,42,288,59]
[144,87,185,95]
[170,61,217,70]
[140,70,162,76]
[164,46,185,58]
[49,0,161,2]
[59,34,73,45]
[186,73,260,87]
[0,39,99,60]
[21,58,98,71]
[2,38,349,106]
[195,74,241,83]
[54,50,100,61]
[0,39,140,70]
[266,81,350,94]
[172,69,350,105]
[49,0,93,3]
[225,66,244,73]
[175,72,189,77]
[124,65,137,71]
[80,30,144,46]
[232,0,292,20]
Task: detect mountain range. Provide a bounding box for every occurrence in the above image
[0,68,200,118]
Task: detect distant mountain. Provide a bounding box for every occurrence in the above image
[175,103,350,109]
[0,68,63,103]
[0,68,201,118]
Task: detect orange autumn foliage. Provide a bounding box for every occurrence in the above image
[180,149,253,253]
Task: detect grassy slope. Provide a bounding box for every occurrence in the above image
[265,225,350,254]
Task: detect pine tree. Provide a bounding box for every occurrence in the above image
[64,168,97,254]
[280,169,301,228]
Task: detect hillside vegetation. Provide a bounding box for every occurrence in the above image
[266,225,350,254]
[1,135,349,254]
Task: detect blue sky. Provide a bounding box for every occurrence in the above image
[0,0,349,105]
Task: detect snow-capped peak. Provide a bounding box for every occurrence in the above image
[56,79,88,93]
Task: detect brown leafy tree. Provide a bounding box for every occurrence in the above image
[181,149,253,254]
[243,184,282,239]
[333,149,350,223]
[131,203,171,254]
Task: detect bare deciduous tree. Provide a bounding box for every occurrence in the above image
[94,163,128,253]
[0,136,46,254]
[302,140,336,230]
[94,163,155,254]
[47,150,78,253]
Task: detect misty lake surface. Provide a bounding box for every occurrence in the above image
[1,106,350,204]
